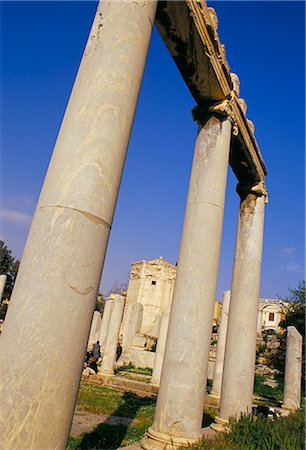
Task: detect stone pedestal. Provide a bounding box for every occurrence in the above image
[0,274,7,301]
[150,306,170,386]
[120,303,143,363]
[212,187,266,431]
[100,295,126,375]
[99,298,114,352]
[88,311,102,345]
[210,290,231,400]
[141,113,232,449]
[281,326,302,413]
[0,2,157,448]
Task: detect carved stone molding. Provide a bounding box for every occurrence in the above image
[237,180,269,203]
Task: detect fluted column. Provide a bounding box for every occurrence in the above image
[150,306,171,386]
[100,295,126,375]
[0,2,157,449]
[0,274,7,301]
[282,326,302,413]
[141,104,233,449]
[210,290,231,399]
[99,298,114,353]
[212,183,267,431]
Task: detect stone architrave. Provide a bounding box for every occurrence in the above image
[0,274,7,301]
[88,311,102,344]
[141,108,233,449]
[210,290,231,399]
[99,298,114,352]
[120,303,143,363]
[100,295,126,375]
[212,184,267,431]
[0,2,157,449]
[282,326,302,413]
[150,306,171,386]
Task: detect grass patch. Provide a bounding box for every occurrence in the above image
[117,363,153,376]
[184,409,304,450]
[254,375,283,402]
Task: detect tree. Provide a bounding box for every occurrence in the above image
[105,275,129,297]
[278,280,305,337]
[95,292,105,314]
[0,241,20,300]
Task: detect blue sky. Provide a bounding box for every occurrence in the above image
[1,1,305,299]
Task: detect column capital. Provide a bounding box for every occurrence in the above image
[236,180,269,203]
[192,93,238,135]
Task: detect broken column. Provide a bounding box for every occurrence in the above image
[150,306,170,386]
[281,326,302,413]
[88,311,102,345]
[98,297,114,352]
[141,103,233,449]
[0,2,157,448]
[210,290,231,400]
[100,294,126,375]
[0,274,7,301]
[120,303,143,364]
[212,183,267,431]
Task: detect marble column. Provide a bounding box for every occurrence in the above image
[150,306,171,386]
[210,290,231,399]
[212,184,267,431]
[99,298,114,352]
[141,108,233,449]
[120,303,143,363]
[0,2,157,449]
[89,311,102,344]
[100,295,126,375]
[0,274,7,301]
[282,326,302,413]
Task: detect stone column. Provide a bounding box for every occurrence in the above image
[282,326,302,413]
[99,298,114,352]
[210,290,231,400]
[0,274,7,301]
[141,106,233,449]
[88,311,102,344]
[100,295,125,375]
[120,303,143,363]
[0,2,157,449]
[212,184,267,431]
[150,306,171,386]
[257,307,263,335]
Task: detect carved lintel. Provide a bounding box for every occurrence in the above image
[237,180,269,203]
[208,97,239,135]
[238,98,247,115]
[230,73,240,97]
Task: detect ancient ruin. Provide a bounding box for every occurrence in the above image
[0,1,271,449]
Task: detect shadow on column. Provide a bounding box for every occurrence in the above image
[70,392,155,449]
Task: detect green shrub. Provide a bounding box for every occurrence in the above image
[117,363,152,376]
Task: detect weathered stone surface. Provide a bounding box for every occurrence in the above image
[120,303,143,363]
[212,190,266,431]
[282,326,302,413]
[141,114,232,449]
[0,2,157,448]
[129,348,155,369]
[98,298,114,352]
[100,295,126,375]
[0,275,7,301]
[150,306,170,385]
[88,311,102,345]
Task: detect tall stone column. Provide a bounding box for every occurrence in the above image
[212,183,267,431]
[100,295,126,375]
[0,274,7,301]
[257,308,263,335]
[150,306,171,386]
[141,104,233,449]
[282,326,302,413]
[120,303,143,363]
[0,2,157,449]
[210,290,231,399]
[99,298,114,352]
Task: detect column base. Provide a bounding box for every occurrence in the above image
[210,415,229,432]
[280,405,298,417]
[140,426,201,450]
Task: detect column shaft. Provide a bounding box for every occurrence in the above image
[120,303,143,363]
[0,2,157,449]
[210,290,231,398]
[151,306,170,386]
[282,326,302,412]
[214,191,266,428]
[141,115,232,449]
[99,298,114,353]
[89,311,102,344]
[100,295,125,375]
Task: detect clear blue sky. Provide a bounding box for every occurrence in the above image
[1,1,305,300]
